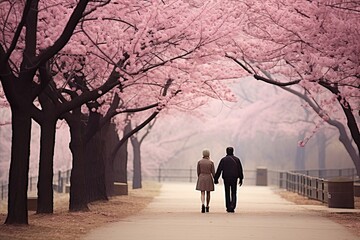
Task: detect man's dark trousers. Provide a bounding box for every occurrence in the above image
[224,178,237,212]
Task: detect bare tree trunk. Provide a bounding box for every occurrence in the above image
[131,138,142,189]
[330,119,360,176]
[4,0,38,224]
[5,107,31,224]
[85,127,107,202]
[102,122,117,196]
[85,112,108,202]
[102,122,125,196]
[66,109,88,211]
[116,145,129,183]
[113,122,131,183]
[37,119,56,213]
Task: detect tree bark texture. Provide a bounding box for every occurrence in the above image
[37,119,56,213]
[102,122,120,196]
[5,107,32,224]
[67,109,89,211]
[113,122,131,183]
[85,130,107,202]
[4,0,38,225]
[131,137,142,189]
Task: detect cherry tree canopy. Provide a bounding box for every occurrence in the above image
[227,0,359,118]
[0,0,243,222]
[47,0,241,117]
[223,0,359,173]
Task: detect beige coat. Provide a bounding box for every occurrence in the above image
[196,158,215,191]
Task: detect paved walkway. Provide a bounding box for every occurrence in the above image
[83,182,359,240]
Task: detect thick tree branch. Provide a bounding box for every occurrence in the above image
[35,0,90,68]
[226,54,301,86]
[318,80,360,153]
[2,0,34,63]
[110,110,160,162]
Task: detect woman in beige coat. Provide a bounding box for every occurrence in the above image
[196,149,215,213]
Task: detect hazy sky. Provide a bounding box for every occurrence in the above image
[141,78,355,173]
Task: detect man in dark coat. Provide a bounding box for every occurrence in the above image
[214,147,244,213]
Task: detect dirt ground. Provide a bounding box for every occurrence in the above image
[276,189,360,237]
[0,181,161,240]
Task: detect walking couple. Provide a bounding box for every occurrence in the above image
[195,147,244,213]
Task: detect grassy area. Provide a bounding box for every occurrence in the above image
[0,181,161,240]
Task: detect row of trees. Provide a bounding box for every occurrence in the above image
[0,0,239,224]
[0,0,358,225]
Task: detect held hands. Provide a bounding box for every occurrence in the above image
[214,179,219,184]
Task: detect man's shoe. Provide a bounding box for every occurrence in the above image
[201,204,205,213]
[227,208,235,213]
[205,206,209,212]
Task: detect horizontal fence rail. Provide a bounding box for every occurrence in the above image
[1,169,71,201]
[129,168,256,185]
[292,168,357,179]
[1,168,256,201]
[269,168,358,204]
[285,172,328,203]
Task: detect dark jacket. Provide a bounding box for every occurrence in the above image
[214,154,244,182]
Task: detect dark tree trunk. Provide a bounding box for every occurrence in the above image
[5,107,32,224]
[4,0,38,225]
[117,146,128,183]
[1,0,91,223]
[105,153,114,196]
[103,122,119,196]
[330,119,360,176]
[66,109,88,211]
[37,119,56,213]
[131,137,142,189]
[85,111,107,202]
[112,146,128,183]
[113,122,131,183]
[85,133,107,202]
[36,90,58,213]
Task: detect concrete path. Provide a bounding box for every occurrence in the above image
[83,182,359,240]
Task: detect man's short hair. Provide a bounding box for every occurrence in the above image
[226,147,234,155]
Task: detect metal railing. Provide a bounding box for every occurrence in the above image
[1,169,71,201]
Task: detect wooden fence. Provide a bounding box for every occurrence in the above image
[268,168,358,204]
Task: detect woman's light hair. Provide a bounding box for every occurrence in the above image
[202,149,210,158]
